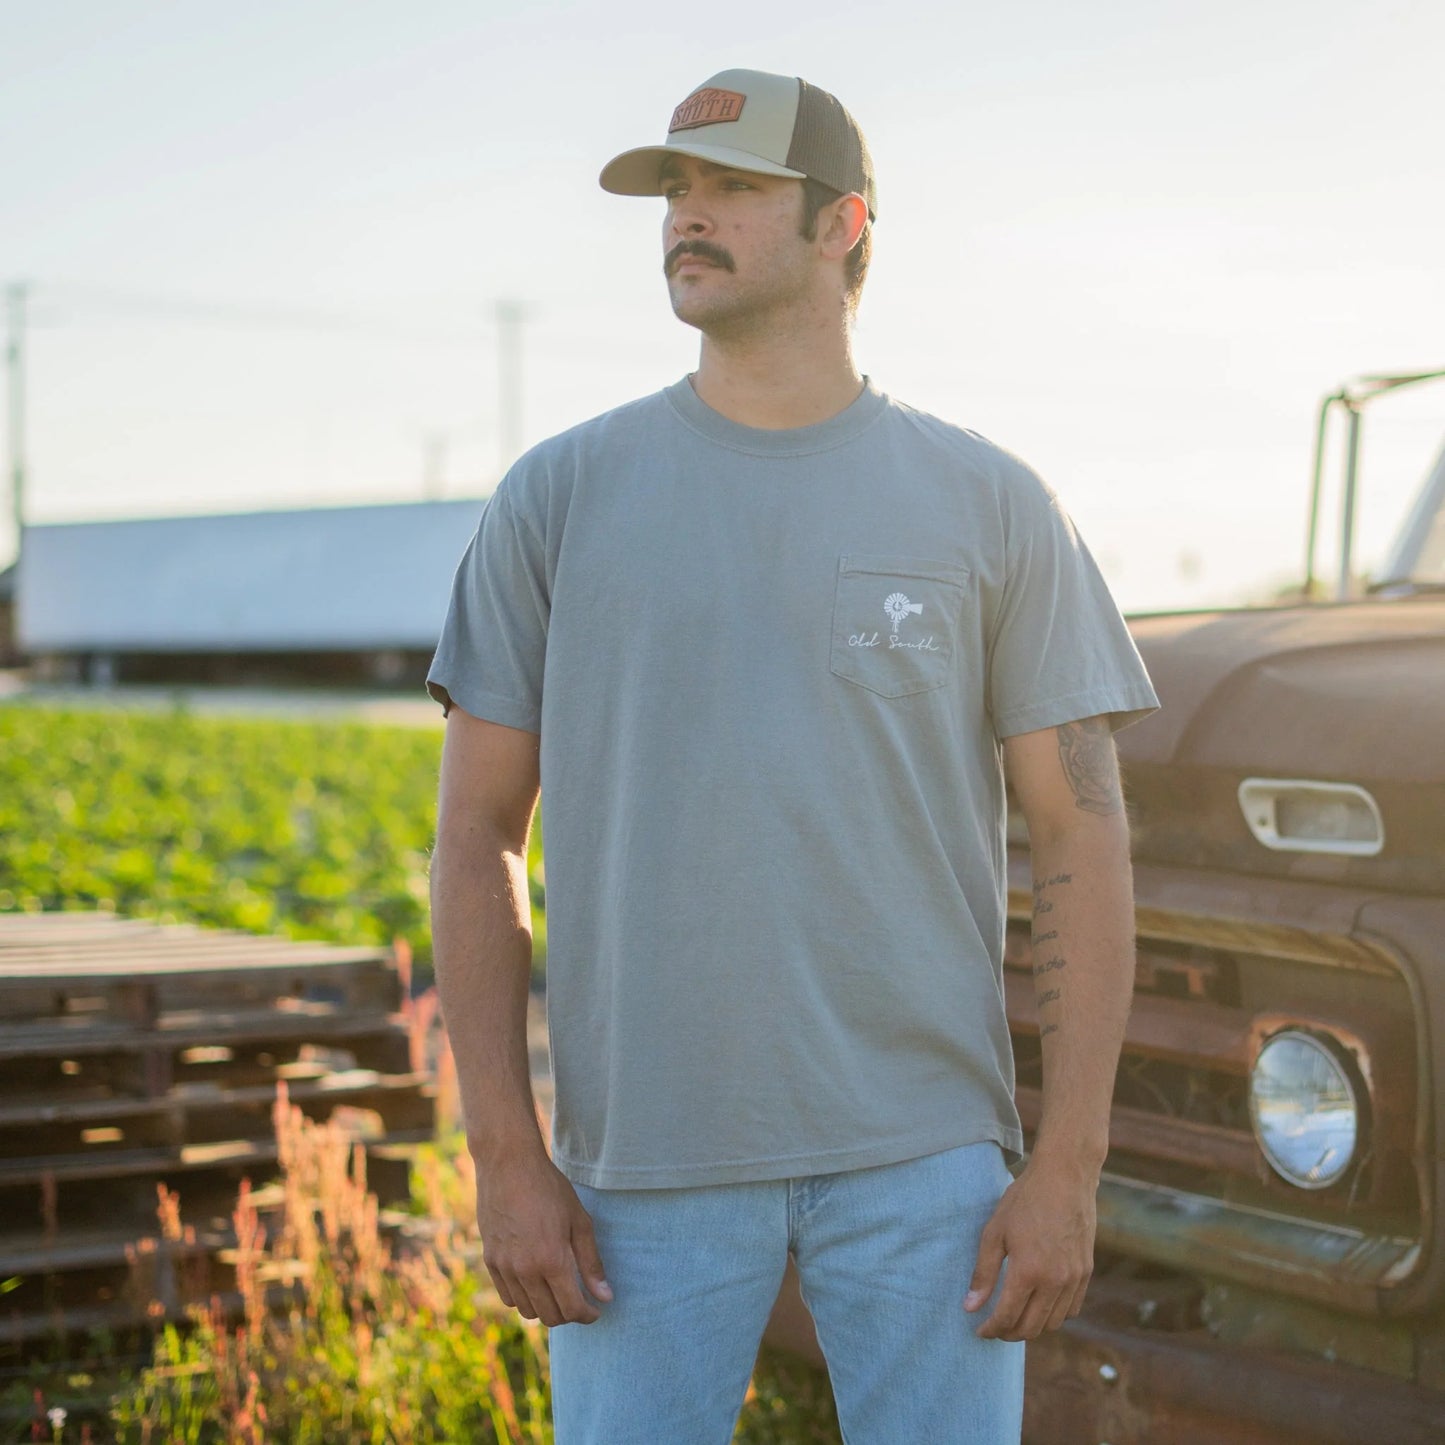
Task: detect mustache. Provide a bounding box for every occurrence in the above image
[664,240,736,276]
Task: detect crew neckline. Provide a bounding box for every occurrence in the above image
[664,374,888,457]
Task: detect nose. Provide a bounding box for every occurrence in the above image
[667,193,714,242]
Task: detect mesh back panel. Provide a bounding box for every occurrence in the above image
[785,80,877,218]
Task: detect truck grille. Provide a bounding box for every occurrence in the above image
[1003,896,1423,1241]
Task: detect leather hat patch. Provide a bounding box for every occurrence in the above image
[669,87,747,132]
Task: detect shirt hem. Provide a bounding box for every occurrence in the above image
[553,1119,1026,1190]
[424,674,540,733]
[994,683,1160,740]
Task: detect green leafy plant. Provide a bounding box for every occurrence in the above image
[0,707,547,979]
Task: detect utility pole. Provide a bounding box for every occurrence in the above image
[495,299,526,472]
[5,282,26,568]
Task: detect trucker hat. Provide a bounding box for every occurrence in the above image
[599,69,877,221]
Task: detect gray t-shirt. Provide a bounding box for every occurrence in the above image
[427,377,1158,1189]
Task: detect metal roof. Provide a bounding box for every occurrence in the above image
[16,498,488,652]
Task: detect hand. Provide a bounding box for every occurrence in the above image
[474,1147,612,1326]
[963,1155,1096,1341]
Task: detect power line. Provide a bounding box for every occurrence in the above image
[7,278,549,509]
[34,279,496,347]
[24,278,675,367]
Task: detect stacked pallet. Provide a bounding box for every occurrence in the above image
[0,910,435,1351]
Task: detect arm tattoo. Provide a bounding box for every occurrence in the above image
[1032,872,1072,1036]
[1056,717,1124,816]
[1031,873,1072,895]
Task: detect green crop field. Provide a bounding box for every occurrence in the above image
[0,704,546,975]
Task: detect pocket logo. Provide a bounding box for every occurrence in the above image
[883,592,924,636]
[833,558,960,695]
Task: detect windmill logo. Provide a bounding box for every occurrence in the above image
[884,592,923,636]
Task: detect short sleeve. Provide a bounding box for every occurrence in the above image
[425,484,549,730]
[987,476,1159,740]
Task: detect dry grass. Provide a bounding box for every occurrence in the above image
[72,976,838,1444]
[109,1077,550,1444]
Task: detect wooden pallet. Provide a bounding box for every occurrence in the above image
[0,911,435,1351]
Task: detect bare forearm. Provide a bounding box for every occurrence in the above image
[429,826,546,1166]
[979,716,1137,1341]
[1027,818,1134,1172]
[427,715,609,1328]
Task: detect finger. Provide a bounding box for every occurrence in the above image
[500,1270,543,1322]
[992,1276,1063,1342]
[545,1258,601,1326]
[975,1270,1029,1339]
[571,1214,613,1304]
[964,1224,1006,1314]
[1043,1284,1075,1334]
[1067,1273,1090,1319]
[1011,1288,1065,1342]
[522,1274,569,1328]
[484,1260,518,1311]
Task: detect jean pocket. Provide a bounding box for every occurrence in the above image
[829,554,969,699]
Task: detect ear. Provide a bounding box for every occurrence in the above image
[818,193,869,258]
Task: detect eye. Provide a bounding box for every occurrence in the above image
[661,181,687,200]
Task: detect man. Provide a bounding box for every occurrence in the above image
[426,68,1158,1444]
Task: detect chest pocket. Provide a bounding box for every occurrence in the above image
[829,554,969,699]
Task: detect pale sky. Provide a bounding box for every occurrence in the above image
[4,0,1444,611]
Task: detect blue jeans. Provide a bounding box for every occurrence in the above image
[548,1141,1024,1444]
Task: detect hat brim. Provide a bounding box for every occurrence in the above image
[599,143,807,197]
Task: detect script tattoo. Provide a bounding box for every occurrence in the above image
[1031,871,1072,1037]
[1057,717,1124,816]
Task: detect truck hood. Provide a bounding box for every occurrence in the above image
[1117,598,1445,892]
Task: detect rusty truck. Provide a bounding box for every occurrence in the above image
[767,368,1445,1443]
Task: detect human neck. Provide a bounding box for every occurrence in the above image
[688,308,863,431]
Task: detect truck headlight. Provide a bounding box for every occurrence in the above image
[1249,1030,1360,1189]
